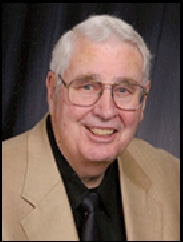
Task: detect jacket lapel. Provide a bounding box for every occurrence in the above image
[118,148,163,241]
[20,117,78,241]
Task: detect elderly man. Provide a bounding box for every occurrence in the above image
[2,15,180,241]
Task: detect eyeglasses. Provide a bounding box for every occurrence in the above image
[57,75,148,111]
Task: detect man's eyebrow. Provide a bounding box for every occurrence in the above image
[74,74,99,80]
[115,77,140,84]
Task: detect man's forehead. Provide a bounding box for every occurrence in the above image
[64,37,143,83]
[71,38,143,67]
[73,36,139,54]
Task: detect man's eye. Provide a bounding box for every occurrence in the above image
[116,87,130,94]
[82,84,93,90]
[118,87,128,93]
[73,82,93,90]
[79,82,99,92]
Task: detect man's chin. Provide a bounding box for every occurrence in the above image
[84,150,118,164]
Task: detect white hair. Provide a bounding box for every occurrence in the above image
[50,15,152,83]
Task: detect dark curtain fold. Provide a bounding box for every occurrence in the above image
[2,3,180,158]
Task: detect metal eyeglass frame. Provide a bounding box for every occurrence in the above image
[57,74,148,111]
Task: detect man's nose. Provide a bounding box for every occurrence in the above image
[92,87,118,120]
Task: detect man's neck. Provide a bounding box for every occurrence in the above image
[79,172,105,189]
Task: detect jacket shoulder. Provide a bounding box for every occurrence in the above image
[125,138,180,190]
[2,116,46,161]
[3,132,27,154]
[127,138,179,164]
[2,132,29,173]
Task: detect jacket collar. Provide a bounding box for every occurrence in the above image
[21,117,60,206]
[20,116,78,241]
[118,146,163,241]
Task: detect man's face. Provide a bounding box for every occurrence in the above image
[47,38,149,174]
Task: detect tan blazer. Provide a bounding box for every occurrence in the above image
[2,116,180,241]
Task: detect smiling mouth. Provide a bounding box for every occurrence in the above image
[85,126,118,136]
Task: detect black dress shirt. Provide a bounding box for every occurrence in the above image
[46,115,126,241]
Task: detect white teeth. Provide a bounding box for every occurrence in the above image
[89,128,114,135]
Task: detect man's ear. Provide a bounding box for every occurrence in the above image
[46,71,57,114]
[140,80,150,121]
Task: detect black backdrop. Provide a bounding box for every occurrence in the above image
[2,3,180,158]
